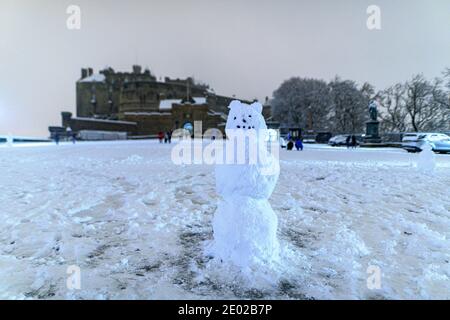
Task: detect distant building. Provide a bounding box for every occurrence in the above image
[49,66,276,139]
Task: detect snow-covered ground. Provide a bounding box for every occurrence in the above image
[1,140,449,299]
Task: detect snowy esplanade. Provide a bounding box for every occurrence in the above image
[1,140,449,299]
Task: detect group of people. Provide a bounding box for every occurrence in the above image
[286,136,303,151]
[346,135,358,149]
[54,127,76,145]
[158,130,173,144]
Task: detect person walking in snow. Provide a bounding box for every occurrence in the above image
[287,140,294,150]
[164,131,168,143]
[158,131,164,143]
[167,130,172,144]
[345,135,352,149]
[295,138,303,151]
[351,135,357,148]
[346,135,351,149]
[67,127,76,144]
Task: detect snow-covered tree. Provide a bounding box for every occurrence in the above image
[329,77,369,134]
[272,77,332,131]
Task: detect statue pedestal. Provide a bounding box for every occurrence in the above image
[364,120,381,143]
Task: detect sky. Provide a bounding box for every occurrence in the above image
[0,0,449,137]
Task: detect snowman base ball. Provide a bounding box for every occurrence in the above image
[211,196,280,268]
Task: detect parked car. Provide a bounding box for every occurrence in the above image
[328,134,349,146]
[316,132,333,144]
[302,135,316,144]
[402,133,450,153]
[328,134,363,146]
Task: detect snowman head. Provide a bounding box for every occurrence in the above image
[225,100,267,136]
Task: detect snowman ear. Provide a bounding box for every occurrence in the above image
[228,100,241,109]
[250,102,263,114]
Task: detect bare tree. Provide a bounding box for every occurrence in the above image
[436,68,450,110]
[432,77,450,129]
[404,74,446,132]
[379,83,409,132]
[272,69,450,135]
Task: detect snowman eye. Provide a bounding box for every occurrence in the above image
[234,117,236,120]
[248,115,251,117]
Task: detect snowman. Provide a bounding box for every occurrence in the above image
[209,100,280,269]
[417,141,436,174]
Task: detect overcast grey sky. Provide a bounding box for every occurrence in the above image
[1,0,449,137]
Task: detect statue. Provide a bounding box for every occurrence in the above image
[364,99,381,143]
[368,100,378,121]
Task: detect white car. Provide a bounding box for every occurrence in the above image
[402,133,450,153]
[328,135,349,146]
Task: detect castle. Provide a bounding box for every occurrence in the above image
[49,65,276,139]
